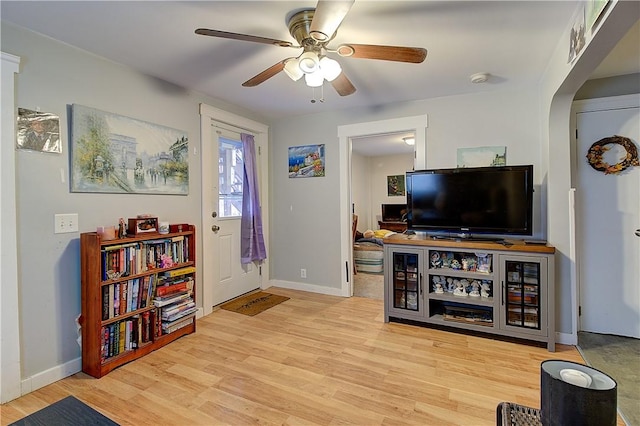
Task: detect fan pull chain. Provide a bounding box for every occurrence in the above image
[310,85,325,104]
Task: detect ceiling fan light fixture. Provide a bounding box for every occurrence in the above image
[305,70,325,87]
[319,56,342,81]
[336,44,355,57]
[298,51,319,74]
[284,58,303,81]
[309,30,329,42]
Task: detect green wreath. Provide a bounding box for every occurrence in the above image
[586,135,639,175]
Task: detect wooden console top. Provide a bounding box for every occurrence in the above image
[383,234,555,254]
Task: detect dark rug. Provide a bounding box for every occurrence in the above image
[220,291,289,316]
[10,396,118,426]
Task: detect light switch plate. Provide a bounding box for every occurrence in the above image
[54,213,79,233]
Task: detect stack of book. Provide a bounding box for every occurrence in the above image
[153,267,196,335]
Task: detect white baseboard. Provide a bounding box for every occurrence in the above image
[21,357,81,396]
[20,310,204,398]
[556,331,577,346]
[266,279,346,297]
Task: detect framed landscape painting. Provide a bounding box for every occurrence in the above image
[70,104,189,194]
[457,146,506,168]
[288,144,325,178]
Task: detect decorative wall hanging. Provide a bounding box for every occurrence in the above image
[457,146,506,168]
[288,144,325,178]
[70,104,189,194]
[567,4,586,64]
[586,135,639,175]
[16,108,62,153]
[387,175,405,196]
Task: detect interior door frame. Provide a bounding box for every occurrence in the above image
[338,115,428,296]
[199,104,269,314]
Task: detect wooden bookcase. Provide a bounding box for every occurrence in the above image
[80,225,196,378]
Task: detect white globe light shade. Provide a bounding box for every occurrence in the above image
[319,56,342,81]
[298,51,319,74]
[305,70,324,87]
[283,58,303,81]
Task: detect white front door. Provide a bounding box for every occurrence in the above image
[199,105,269,310]
[574,95,640,338]
[213,130,260,304]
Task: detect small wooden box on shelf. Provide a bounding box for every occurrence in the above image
[80,224,196,378]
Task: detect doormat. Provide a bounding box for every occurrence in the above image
[10,395,119,426]
[220,291,289,316]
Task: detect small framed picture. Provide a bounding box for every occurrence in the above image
[128,217,158,236]
[387,175,405,196]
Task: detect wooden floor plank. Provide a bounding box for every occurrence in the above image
[0,288,625,426]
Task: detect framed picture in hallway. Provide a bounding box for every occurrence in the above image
[387,175,405,196]
[70,104,189,194]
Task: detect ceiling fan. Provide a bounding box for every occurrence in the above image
[195,0,427,97]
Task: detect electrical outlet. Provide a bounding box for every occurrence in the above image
[55,213,79,234]
[300,268,307,279]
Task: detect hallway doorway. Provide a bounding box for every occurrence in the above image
[338,115,427,297]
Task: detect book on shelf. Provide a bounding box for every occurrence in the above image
[153,290,192,307]
[113,283,120,317]
[161,300,196,320]
[162,313,195,334]
[118,322,126,354]
[102,286,109,321]
[161,266,196,278]
[156,280,190,298]
[128,281,136,313]
[162,306,197,323]
[140,311,152,344]
[119,282,127,316]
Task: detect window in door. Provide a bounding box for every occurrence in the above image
[219,137,243,218]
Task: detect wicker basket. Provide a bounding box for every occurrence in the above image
[496,402,541,426]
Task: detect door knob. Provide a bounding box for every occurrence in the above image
[635,229,640,237]
[211,225,220,232]
[212,211,217,218]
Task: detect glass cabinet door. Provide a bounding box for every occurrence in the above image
[393,252,420,311]
[504,260,541,329]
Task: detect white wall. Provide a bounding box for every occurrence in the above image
[1,22,266,388]
[270,86,545,294]
[351,154,413,231]
[350,151,369,231]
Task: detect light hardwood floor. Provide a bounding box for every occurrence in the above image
[0,288,614,425]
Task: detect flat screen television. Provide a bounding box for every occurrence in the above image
[406,165,533,238]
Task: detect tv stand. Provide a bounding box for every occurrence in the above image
[383,235,556,351]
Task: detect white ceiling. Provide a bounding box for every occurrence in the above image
[2,1,638,156]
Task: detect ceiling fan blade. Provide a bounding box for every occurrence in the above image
[309,0,354,42]
[337,44,427,63]
[331,72,356,96]
[195,28,293,47]
[242,60,287,87]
